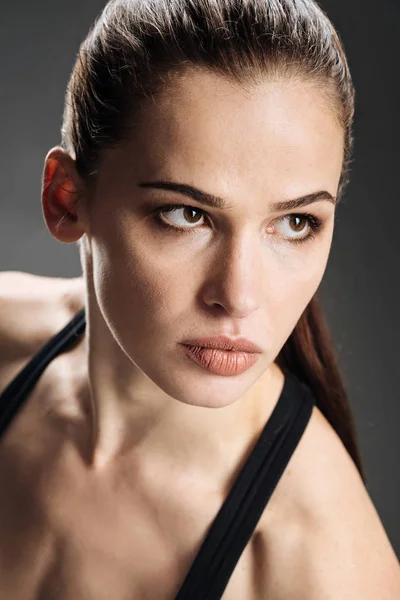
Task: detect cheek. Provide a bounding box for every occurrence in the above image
[264,243,331,342]
[90,219,190,336]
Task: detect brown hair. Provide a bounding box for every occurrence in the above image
[61,0,365,483]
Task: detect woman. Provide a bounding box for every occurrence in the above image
[0,0,399,597]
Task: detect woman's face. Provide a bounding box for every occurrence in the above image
[82,69,344,407]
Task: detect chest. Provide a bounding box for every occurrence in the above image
[38,524,260,600]
[0,447,276,600]
[0,356,306,600]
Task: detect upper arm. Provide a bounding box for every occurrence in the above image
[0,271,84,389]
[297,406,400,599]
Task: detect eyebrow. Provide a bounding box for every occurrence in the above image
[138,180,337,211]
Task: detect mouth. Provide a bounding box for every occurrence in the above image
[181,335,262,354]
[181,344,261,376]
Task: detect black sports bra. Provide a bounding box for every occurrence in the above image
[0,308,315,599]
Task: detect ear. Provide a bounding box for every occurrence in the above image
[42,147,88,244]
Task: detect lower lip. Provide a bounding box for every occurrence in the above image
[181,345,260,376]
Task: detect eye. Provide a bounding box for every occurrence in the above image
[152,203,207,230]
[271,213,323,245]
[151,203,323,245]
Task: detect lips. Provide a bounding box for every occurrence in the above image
[181,335,262,354]
[182,344,260,376]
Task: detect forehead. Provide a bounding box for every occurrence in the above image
[109,69,344,201]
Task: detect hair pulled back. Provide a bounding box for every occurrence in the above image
[61,0,365,482]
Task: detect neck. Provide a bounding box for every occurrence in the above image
[80,285,285,486]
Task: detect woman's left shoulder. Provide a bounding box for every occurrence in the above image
[255,404,400,599]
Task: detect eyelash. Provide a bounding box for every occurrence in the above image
[151,203,323,245]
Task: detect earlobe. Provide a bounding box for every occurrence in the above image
[42,147,87,243]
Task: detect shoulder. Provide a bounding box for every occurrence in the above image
[256,403,400,600]
[0,271,84,351]
[0,271,85,391]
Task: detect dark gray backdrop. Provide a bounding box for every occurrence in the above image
[0,1,399,559]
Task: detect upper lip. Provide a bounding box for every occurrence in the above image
[181,335,263,353]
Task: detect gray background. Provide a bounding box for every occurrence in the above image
[0,0,399,559]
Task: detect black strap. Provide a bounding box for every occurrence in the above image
[0,307,86,437]
[0,307,314,600]
[175,372,314,599]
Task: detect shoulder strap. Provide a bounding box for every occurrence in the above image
[175,371,315,599]
[0,308,86,437]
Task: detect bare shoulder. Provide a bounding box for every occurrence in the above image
[0,271,85,391]
[256,403,400,600]
[0,271,84,350]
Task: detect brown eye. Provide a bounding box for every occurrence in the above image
[152,203,323,244]
[154,204,207,229]
[272,213,322,244]
[289,215,308,233]
[183,207,203,224]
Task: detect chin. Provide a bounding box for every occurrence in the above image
[146,351,270,409]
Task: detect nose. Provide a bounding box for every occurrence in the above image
[201,233,262,319]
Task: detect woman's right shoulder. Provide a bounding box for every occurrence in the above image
[0,271,85,394]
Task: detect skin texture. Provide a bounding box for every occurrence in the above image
[1,70,399,599]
